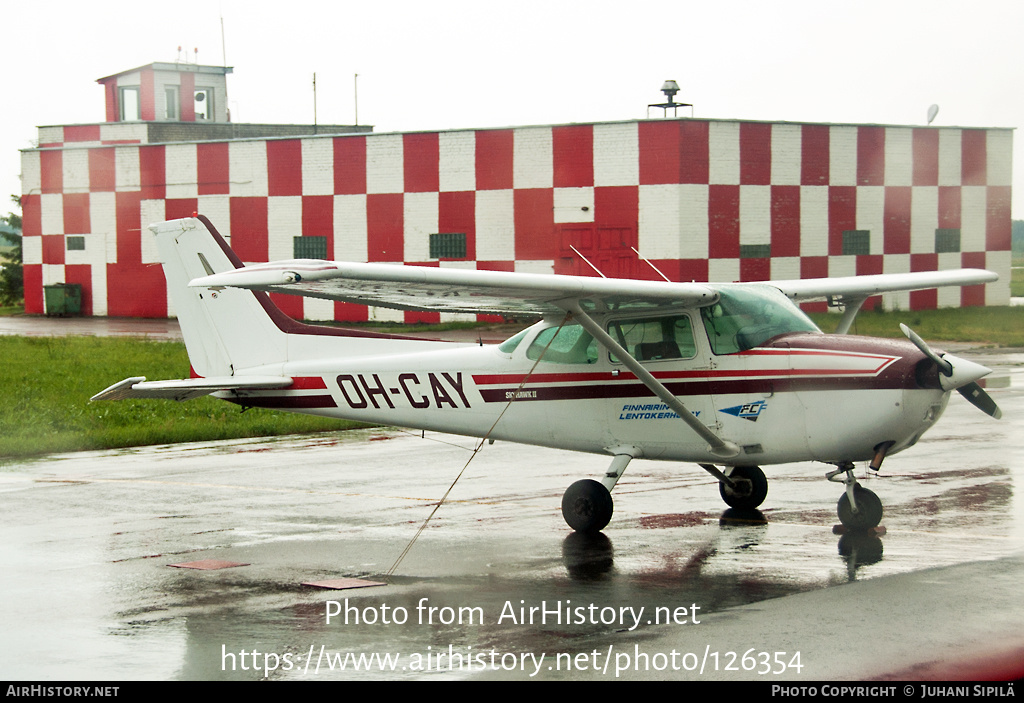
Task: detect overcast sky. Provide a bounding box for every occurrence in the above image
[4,0,1021,218]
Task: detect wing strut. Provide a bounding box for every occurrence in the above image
[565,303,740,460]
[833,295,867,335]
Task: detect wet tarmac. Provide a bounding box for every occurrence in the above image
[1,324,1022,681]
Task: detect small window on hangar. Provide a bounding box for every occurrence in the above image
[842,230,871,256]
[935,229,961,253]
[293,236,327,259]
[429,232,467,260]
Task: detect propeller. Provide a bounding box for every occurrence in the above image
[900,324,1002,419]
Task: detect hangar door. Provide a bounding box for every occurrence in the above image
[555,225,639,279]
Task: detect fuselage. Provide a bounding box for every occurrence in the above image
[220,297,948,468]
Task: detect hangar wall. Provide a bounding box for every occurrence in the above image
[19,118,1013,321]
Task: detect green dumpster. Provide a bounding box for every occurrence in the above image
[43,283,82,316]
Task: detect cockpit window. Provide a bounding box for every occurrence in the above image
[526,323,599,364]
[700,284,820,355]
[498,328,530,353]
[608,314,697,363]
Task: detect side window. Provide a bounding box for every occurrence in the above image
[526,324,598,364]
[608,314,697,363]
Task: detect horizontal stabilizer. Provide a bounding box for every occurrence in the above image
[91,376,293,402]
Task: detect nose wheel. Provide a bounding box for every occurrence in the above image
[837,485,883,531]
[827,463,883,531]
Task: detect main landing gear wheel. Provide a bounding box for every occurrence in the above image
[562,479,613,533]
[718,465,768,510]
[837,485,883,531]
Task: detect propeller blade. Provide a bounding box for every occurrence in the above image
[899,323,952,376]
[956,381,1002,419]
[900,324,1001,418]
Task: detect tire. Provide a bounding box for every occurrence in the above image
[718,465,768,510]
[837,485,883,531]
[561,479,613,533]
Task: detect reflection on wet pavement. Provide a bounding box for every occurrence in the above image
[1,352,1021,680]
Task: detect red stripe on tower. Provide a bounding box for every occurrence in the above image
[89,149,116,192]
[740,122,771,185]
[857,126,885,186]
[709,185,740,259]
[65,125,101,143]
[514,189,553,260]
[404,133,439,193]
[439,190,475,260]
[180,71,195,122]
[268,140,303,196]
[139,145,165,200]
[198,143,229,195]
[63,194,90,234]
[771,186,800,257]
[553,124,594,188]
[801,124,830,186]
[961,130,987,186]
[334,136,367,195]
[230,197,269,261]
[987,186,1011,251]
[40,151,62,194]
[828,186,856,255]
[367,193,403,262]
[883,186,912,254]
[476,130,514,190]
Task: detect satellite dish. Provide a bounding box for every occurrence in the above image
[927,104,939,125]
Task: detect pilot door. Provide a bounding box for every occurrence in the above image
[604,311,717,459]
[698,304,811,464]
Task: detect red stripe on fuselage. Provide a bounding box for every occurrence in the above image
[473,349,899,387]
[289,376,328,390]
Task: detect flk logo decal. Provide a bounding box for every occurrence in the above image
[720,400,768,422]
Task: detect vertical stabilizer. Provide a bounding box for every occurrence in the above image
[152,216,288,377]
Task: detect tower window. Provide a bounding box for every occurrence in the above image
[165,86,180,120]
[194,88,214,120]
[119,87,140,121]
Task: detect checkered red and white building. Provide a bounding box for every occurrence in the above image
[19,63,1013,321]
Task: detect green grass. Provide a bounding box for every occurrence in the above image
[807,305,1024,346]
[1011,266,1024,297]
[2,305,1022,462]
[0,336,363,462]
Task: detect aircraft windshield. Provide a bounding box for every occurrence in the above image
[700,284,820,355]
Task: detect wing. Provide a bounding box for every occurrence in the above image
[190,258,997,316]
[771,269,997,302]
[189,260,719,315]
[91,376,293,402]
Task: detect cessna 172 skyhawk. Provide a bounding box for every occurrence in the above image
[93,216,1002,533]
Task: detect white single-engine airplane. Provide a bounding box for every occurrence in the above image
[94,216,1002,533]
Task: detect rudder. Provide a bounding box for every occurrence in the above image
[152,216,289,377]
